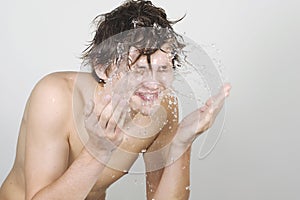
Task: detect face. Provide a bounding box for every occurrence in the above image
[127,49,174,116]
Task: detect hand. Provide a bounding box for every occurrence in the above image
[83,93,127,160]
[173,83,231,148]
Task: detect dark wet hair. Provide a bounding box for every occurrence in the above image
[81,0,185,83]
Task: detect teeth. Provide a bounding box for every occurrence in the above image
[136,92,157,101]
[146,94,153,100]
[144,94,153,100]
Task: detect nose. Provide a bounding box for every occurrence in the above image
[142,80,160,90]
[142,69,161,88]
[145,68,159,82]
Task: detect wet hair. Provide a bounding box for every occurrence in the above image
[81,0,185,83]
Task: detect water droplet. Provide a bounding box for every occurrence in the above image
[141,149,147,153]
[117,42,125,55]
[170,157,174,163]
[107,77,113,83]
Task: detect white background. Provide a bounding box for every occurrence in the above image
[1,0,300,199]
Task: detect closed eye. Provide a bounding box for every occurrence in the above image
[158,65,172,71]
[133,65,148,73]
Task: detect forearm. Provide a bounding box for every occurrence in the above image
[29,148,107,200]
[152,145,191,200]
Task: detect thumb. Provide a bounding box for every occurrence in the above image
[84,99,95,117]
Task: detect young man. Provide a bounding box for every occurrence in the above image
[0,1,231,199]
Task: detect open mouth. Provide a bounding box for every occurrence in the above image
[135,91,159,102]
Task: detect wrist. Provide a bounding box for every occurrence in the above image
[170,142,190,154]
[167,142,191,164]
[82,144,112,165]
[171,136,192,151]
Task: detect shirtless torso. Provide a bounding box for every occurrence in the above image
[0,71,178,200]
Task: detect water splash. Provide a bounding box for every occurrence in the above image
[74,27,229,174]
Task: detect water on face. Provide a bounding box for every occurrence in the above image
[75,27,229,174]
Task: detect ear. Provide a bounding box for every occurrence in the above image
[93,65,108,83]
[160,42,172,52]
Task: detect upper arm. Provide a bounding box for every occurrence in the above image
[24,73,72,199]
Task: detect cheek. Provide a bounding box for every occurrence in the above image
[160,72,174,87]
[111,72,142,94]
[126,72,145,89]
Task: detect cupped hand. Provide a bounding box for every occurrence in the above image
[83,93,127,159]
[173,83,231,148]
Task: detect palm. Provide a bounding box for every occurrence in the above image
[174,84,231,146]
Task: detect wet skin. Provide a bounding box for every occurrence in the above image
[0,48,231,200]
[0,50,180,200]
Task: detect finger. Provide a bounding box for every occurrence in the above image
[84,100,99,127]
[84,99,95,117]
[106,99,127,133]
[213,83,231,110]
[215,91,226,106]
[223,83,232,97]
[210,85,228,110]
[99,103,113,129]
[203,87,227,125]
[118,106,128,128]
[208,83,231,106]
[114,127,124,145]
[98,94,121,129]
[200,102,209,112]
[84,112,99,129]
[205,98,213,107]
[94,94,111,116]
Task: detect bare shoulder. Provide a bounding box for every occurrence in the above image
[24,72,80,129]
[27,71,94,106]
[28,72,77,106]
[24,71,96,131]
[31,71,78,93]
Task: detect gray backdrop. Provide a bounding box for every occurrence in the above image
[1,0,299,199]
